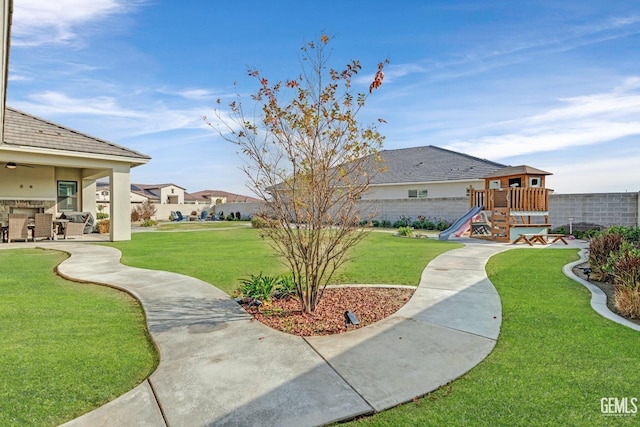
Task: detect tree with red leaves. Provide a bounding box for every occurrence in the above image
[206,35,388,313]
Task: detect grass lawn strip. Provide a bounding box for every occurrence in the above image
[106,228,462,295]
[0,249,158,427]
[345,248,640,426]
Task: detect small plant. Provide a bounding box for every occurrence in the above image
[381,220,391,228]
[140,219,157,227]
[235,211,241,220]
[96,212,109,220]
[98,219,110,234]
[589,231,624,281]
[239,273,280,303]
[273,272,298,299]
[131,200,157,223]
[604,241,640,318]
[435,220,450,231]
[397,226,414,237]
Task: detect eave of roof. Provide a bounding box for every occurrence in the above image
[483,165,552,178]
[2,107,151,163]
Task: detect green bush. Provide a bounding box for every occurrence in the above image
[397,226,414,237]
[251,216,278,228]
[381,220,391,228]
[240,272,300,302]
[436,219,450,231]
[140,219,157,227]
[96,212,109,220]
[273,273,298,299]
[239,273,280,302]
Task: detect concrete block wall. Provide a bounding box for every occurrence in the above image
[214,192,640,229]
[549,192,639,229]
[356,197,469,224]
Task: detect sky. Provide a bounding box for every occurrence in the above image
[6,0,640,196]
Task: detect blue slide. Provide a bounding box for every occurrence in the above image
[438,206,484,240]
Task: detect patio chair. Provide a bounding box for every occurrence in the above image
[199,210,208,221]
[7,214,29,243]
[33,213,54,241]
[175,211,185,221]
[64,214,90,239]
[170,211,177,221]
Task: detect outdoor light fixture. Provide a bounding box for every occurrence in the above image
[248,299,263,310]
[344,310,360,328]
[5,162,16,169]
[580,267,592,280]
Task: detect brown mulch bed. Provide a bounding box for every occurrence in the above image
[240,286,415,336]
[572,263,640,326]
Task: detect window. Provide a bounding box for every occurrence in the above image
[408,189,428,198]
[529,177,541,187]
[489,180,501,189]
[57,181,78,211]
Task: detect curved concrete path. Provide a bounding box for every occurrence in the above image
[51,240,509,426]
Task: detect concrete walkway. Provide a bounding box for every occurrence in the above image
[0,237,570,426]
[48,240,507,426]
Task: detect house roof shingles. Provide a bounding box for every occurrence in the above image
[2,107,150,161]
[371,145,508,184]
[483,165,552,178]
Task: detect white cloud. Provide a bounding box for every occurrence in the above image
[445,78,640,160]
[10,91,212,138]
[11,0,140,46]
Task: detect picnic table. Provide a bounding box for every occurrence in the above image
[512,234,568,246]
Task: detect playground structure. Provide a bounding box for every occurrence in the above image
[448,165,553,243]
[468,165,552,242]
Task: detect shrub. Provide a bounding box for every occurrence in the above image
[97,219,110,234]
[436,220,450,231]
[96,212,109,220]
[239,273,280,303]
[614,288,640,319]
[273,273,297,299]
[381,220,391,228]
[226,214,235,221]
[251,216,278,229]
[131,200,156,222]
[397,226,414,237]
[235,211,241,220]
[240,272,299,302]
[140,219,157,227]
[604,241,640,291]
[589,231,624,281]
[371,219,380,227]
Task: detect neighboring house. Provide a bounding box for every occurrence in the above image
[190,189,261,205]
[362,145,508,200]
[0,108,150,240]
[97,182,194,206]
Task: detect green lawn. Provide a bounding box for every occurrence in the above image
[345,249,640,426]
[153,220,251,231]
[106,228,462,294]
[0,249,158,427]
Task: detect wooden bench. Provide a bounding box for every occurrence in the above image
[513,233,568,245]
